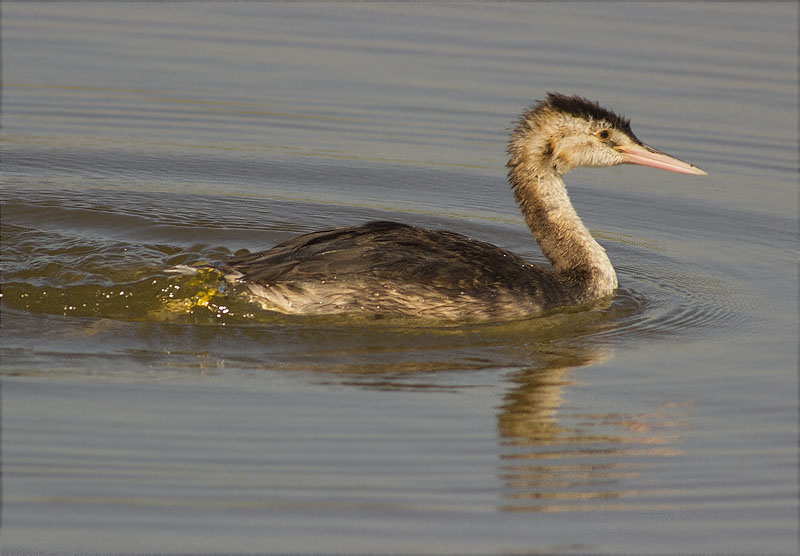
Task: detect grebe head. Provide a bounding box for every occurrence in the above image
[508,93,707,177]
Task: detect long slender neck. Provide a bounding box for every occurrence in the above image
[508,163,618,299]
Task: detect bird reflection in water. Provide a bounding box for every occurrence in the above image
[497,346,692,513]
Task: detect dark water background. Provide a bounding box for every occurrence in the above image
[2,3,797,553]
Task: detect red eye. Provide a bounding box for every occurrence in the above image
[596,129,611,141]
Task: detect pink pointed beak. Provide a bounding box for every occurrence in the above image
[615,143,707,175]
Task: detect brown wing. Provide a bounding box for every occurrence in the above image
[223,221,562,300]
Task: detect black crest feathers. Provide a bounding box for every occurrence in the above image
[542,93,639,142]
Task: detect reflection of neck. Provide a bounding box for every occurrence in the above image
[509,167,617,299]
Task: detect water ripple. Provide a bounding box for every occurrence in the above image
[2,190,755,346]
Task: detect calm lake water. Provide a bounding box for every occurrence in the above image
[2,3,797,554]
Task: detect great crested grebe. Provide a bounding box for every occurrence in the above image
[219,93,706,321]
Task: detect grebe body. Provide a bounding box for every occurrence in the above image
[220,94,706,321]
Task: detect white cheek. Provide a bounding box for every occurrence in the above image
[592,150,614,166]
[571,144,607,167]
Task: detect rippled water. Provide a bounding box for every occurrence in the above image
[2,3,797,554]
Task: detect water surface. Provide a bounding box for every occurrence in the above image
[2,3,797,554]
